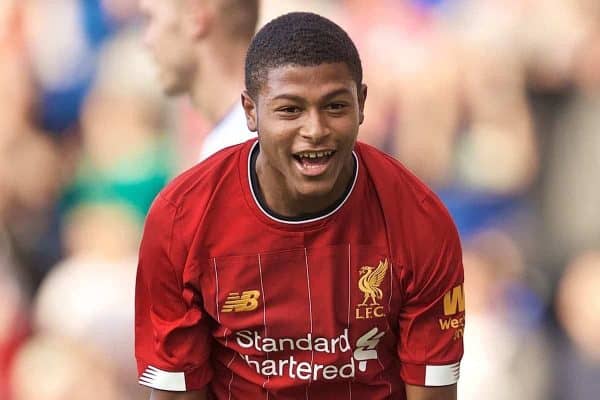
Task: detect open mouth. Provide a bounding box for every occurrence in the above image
[292,150,336,175]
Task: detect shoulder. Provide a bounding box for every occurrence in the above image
[158,140,251,211]
[356,142,431,195]
[141,141,252,263]
[355,141,459,260]
[355,141,452,222]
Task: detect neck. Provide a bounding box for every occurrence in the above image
[255,150,356,219]
[189,40,247,125]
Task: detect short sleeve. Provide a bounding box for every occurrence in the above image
[397,203,465,387]
[135,194,213,391]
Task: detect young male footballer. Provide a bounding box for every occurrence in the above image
[136,12,465,400]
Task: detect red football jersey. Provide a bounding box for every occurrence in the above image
[135,140,465,399]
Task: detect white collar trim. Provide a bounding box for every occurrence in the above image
[247,141,359,225]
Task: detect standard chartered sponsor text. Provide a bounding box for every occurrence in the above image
[236,329,352,353]
[235,328,383,380]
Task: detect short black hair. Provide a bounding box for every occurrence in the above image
[244,12,363,99]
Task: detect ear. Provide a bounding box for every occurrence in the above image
[241,91,258,132]
[182,0,213,40]
[358,84,368,125]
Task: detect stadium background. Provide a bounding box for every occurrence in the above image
[0,0,599,399]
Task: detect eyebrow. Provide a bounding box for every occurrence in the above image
[271,88,354,103]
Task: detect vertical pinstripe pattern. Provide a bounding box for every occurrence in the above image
[388,262,393,311]
[213,258,220,323]
[226,353,236,400]
[378,260,394,397]
[304,248,313,400]
[258,254,268,336]
[347,244,352,328]
[347,243,352,400]
[258,254,270,399]
[376,357,392,396]
[224,325,236,398]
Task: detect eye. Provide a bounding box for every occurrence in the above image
[325,102,348,113]
[276,106,301,114]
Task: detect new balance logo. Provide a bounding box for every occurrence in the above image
[222,290,261,312]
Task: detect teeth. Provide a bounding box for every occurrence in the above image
[297,151,333,159]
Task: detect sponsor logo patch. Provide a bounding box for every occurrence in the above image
[222,290,261,312]
[443,284,465,316]
[236,326,385,380]
[439,284,465,340]
[356,259,388,319]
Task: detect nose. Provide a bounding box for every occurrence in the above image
[300,110,330,143]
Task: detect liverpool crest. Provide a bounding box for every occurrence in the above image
[356,259,388,319]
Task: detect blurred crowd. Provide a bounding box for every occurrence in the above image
[0,0,599,399]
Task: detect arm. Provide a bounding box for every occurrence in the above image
[396,199,465,391]
[136,195,213,393]
[406,384,457,400]
[150,389,207,400]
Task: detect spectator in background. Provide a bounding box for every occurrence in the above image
[61,28,171,226]
[539,0,600,266]
[0,0,22,50]
[33,203,143,399]
[22,0,100,134]
[0,1,66,291]
[556,251,600,400]
[10,335,126,400]
[31,29,169,400]
[139,0,259,164]
[459,230,550,400]
[432,0,540,240]
[0,249,29,400]
[22,0,139,135]
[0,5,63,397]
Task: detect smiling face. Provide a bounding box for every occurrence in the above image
[242,62,367,217]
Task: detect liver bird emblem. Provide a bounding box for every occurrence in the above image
[358,259,389,306]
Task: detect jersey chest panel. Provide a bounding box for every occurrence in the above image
[199,240,402,392]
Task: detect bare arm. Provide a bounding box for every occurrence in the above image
[150,389,207,400]
[406,384,457,400]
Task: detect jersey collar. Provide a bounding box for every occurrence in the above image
[247,141,359,225]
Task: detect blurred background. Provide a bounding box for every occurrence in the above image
[0,0,599,399]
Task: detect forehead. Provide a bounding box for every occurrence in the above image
[260,63,356,101]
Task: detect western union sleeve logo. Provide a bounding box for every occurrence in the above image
[222,290,261,313]
[443,284,465,316]
[440,284,465,340]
